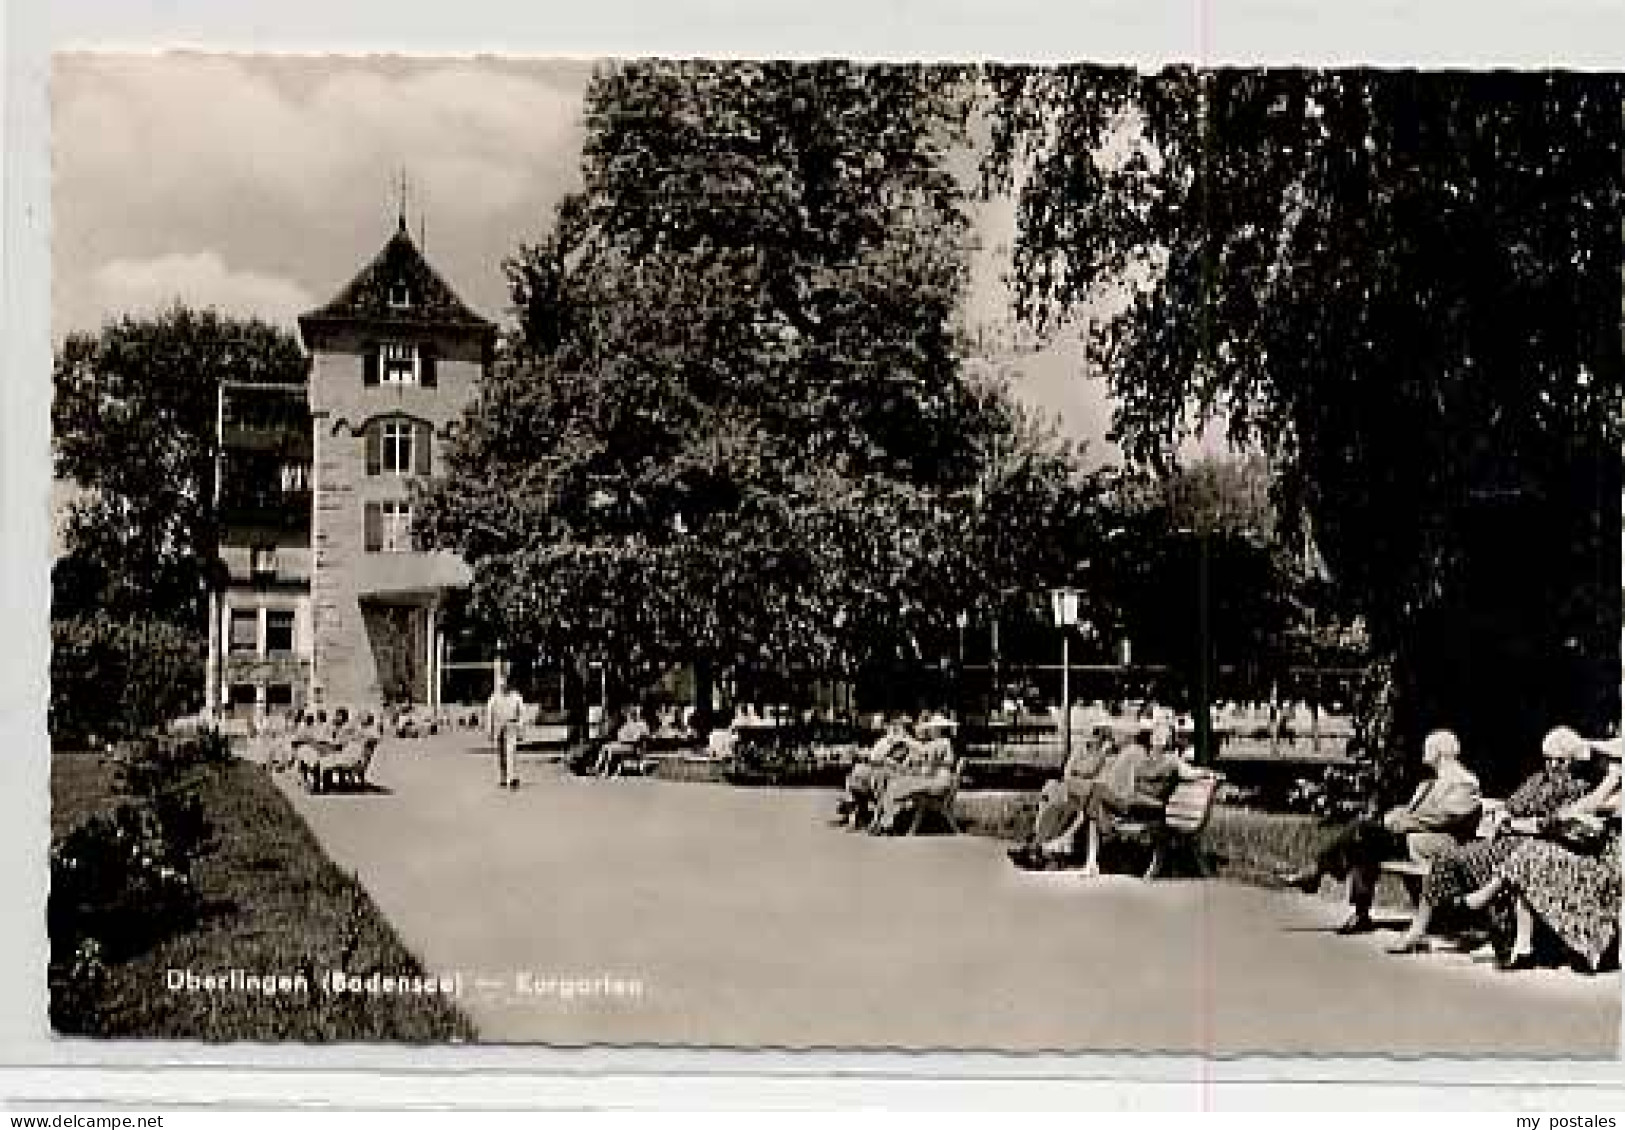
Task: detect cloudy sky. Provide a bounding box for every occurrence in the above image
[53,53,1123,454]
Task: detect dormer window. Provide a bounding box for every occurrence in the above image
[389,282,412,309]
[382,342,417,385]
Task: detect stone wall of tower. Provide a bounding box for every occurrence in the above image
[306,322,486,707]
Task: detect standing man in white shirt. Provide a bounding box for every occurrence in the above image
[486,671,527,790]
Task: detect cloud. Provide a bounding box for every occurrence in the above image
[90,251,315,328]
[53,54,590,336]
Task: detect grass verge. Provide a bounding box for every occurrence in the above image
[50,751,476,1041]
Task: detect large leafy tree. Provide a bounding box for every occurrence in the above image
[423,60,1101,708]
[53,307,308,623]
[984,67,1623,790]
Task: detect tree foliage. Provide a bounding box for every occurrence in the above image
[423,60,1103,694]
[53,306,308,622]
[984,67,1624,788]
[50,613,204,746]
[1096,458,1303,693]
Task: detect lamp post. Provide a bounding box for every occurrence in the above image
[1176,526,1215,768]
[1195,530,1212,767]
[1051,587,1081,765]
[955,609,969,717]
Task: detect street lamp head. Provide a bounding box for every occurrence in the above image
[955,609,970,630]
[1050,587,1081,628]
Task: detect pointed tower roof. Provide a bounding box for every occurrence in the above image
[299,217,494,335]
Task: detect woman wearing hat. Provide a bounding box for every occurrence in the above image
[1387,725,1597,955]
[1456,732,1621,970]
[869,713,958,835]
[835,715,914,830]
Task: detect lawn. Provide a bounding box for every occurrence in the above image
[50,751,477,1041]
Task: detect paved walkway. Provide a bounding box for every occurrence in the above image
[276,735,1619,1054]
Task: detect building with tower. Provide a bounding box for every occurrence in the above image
[207,214,496,719]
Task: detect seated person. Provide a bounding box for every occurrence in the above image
[706,707,739,760]
[836,716,914,829]
[653,704,686,740]
[1280,729,1482,936]
[1458,734,1621,970]
[1009,727,1120,869]
[1387,725,1596,954]
[870,714,959,834]
[594,707,651,776]
[296,707,362,791]
[1076,715,1209,876]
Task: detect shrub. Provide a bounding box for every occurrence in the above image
[113,730,232,799]
[50,614,204,748]
[48,801,201,965]
[1284,759,1382,819]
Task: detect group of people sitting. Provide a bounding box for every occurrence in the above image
[265,707,383,791]
[832,712,961,834]
[1278,724,1622,973]
[1005,709,1214,875]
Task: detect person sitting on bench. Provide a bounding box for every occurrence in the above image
[869,713,958,834]
[1008,726,1120,869]
[1279,729,1481,935]
[594,706,651,777]
[1076,713,1207,877]
[835,715,914,829]
[1385,725,1596,954]
[706,706,739,760]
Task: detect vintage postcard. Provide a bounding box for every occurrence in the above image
[43,51,1622,1058]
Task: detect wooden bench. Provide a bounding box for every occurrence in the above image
[517,723,575,758]
[1379,798,1505,902]
[1106,772,1225,880]
[893,759,963,836]
[300,738,379,793]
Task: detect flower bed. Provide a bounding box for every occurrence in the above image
[49,744,475,1040]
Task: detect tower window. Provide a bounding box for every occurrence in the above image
[381,421,415,475]
[381,501,414,553]
[382,342,417,384]
[389,282,411,309]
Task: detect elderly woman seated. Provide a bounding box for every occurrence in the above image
[834,715,914,830]
[706,706,740,760]
[1385,725,1596,954]
[1073,713,1209,877]
[593,706,652,777]
[1008,726,1120,869]
[869,713,959,835]
[1451,733,1621,971]
[296,707,367,792]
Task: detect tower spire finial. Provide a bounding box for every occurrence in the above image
[396,169,409,234]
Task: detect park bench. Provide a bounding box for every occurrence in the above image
[1105,771,1225,880]
[518,722,575,759]
[875,755,963,836]
[1379,798,1506,902]
[300,737,379,793]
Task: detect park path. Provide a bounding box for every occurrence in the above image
[276,735,1619,1055]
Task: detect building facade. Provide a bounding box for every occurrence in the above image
[211,377,316,721]
[209,217,495,719]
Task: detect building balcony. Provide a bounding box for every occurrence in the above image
[220,544,313,586]
[220,491,312,533]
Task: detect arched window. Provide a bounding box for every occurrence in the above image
[364,418,433,477]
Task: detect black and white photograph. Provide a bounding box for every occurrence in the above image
[42,50,1623,1057]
